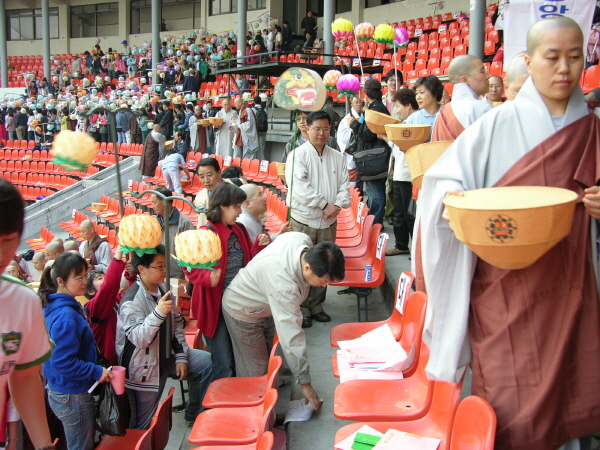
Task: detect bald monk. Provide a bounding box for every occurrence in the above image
[485,75,505,105]
[63,240,79,252]
[431,54,493,141]
[32,252,47,275]
[44,241,64,269]
[421,17,600,449]
[504,51,530,101]
[79,220,112,272]
[139,124,165,178]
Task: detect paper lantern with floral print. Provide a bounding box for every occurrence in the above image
[355,23,375,41]
[373,23,395,45]
[323,70,342,91]
[332,18,353,38]
[173,229,223,271]
[51,130,98,171]
[118,215,163,256]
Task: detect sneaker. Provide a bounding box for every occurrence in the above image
[385,247,410,256]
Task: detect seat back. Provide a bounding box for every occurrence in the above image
[449,396,496,450]
[265,356,283,392]
[257,431,275,450]
[259,389,278,433]
[152,387,174,450]
[398,292,427,377]
[136,417,156,450]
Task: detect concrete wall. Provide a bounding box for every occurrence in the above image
[23,156,141,242]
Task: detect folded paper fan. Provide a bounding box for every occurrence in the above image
[118,215,163,256]
[174,229,223,271]
[443,186,578,270]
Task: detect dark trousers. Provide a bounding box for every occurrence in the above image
[392,180,414,251]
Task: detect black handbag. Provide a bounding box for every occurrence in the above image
[354,146,391,181]
[94,383,126,436]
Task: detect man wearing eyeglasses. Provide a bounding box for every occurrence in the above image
[238,183,292,243]
[285,110,350,328]
[432,54,492,142]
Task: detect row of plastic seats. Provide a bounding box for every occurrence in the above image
[188,335,284,449]
[25,225,55,250]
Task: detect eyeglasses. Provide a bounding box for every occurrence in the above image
[149,265,166,272]
[488,84,503,89]
[71,276,87,283]
[248,193,265,201]
[310,127,331,134]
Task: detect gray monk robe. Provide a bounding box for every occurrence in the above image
[421,76,600,450]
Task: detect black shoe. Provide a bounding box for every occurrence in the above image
[312,311,331,322]
[302,316,313,328]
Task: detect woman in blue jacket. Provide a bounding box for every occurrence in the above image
[40,252,112,450]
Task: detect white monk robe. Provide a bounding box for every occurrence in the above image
[421,76,598,449]
[336,109,359,186]
[431,82,492,143]
[421,75,590,382]
[234,107,260,160]
[214,108,236,157]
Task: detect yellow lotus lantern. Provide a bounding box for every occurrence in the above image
[332,18,354,38]
[50,130,98,171]
[118,214,163,256]
[173,229,223,271]
[374,23,395,44]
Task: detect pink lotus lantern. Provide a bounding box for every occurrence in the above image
[336,74,360,98]
[323,70,342,91]
[331,18,353,39]
[394,27,409,47]
[355,23,375,42]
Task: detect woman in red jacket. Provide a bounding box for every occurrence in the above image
[185,183,269,379]
[84,248,135,366]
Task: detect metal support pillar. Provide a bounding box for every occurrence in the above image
[0,0,7,88]
[469,0,486,60]
[152,0,160,86]
[237,0,247,67]
[42,0,51,82]
[323,0,334,65]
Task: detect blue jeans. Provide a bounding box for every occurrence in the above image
[47,389,95,450]
[203,313,234,380]
[363,178,387,225]
[117,131,126,143]
[133,349,213,427]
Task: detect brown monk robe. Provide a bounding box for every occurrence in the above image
[471,114,600,450]
[139,131,160,176]
[431,104,465,142]
[81,233,107,267]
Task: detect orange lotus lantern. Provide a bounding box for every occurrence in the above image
[151,95,160,103]
[35,126,42,133]
[30,119,39,127]
[118,215,163,256]
[174,229,223,271]
[51,130,98,171]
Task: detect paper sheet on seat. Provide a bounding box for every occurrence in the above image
[337,351,405,383]
[334,425,385,450]
[337,324,408,368]
[371,429,441,450]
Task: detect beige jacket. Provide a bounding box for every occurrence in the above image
[285,141,350,229]
[222,232,313,384]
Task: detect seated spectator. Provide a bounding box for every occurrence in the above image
[79,220,112,272]
[221,165,246,187]
[41,252,112,450]
[185,183,269,379]
[238,183,292,242]
[32,252,47,276]
[4,261,27,282]
[194,157,223,227]
[44,241,64,269]
[116,245,213,428]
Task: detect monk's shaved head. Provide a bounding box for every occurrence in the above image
[527,16,583,56]
[448,55,481,84]
[45,241,64,260]
[80,220,94,231]
[506,52,529,86]
[64,240,79,252]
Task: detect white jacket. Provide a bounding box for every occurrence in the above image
[285,140,351,229]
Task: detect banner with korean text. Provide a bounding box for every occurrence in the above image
[504,0,596,66]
